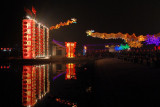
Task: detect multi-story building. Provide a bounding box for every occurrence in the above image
[22,17,49,59]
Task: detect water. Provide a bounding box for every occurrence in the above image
[1,58,160,107]
[0,62,94,107]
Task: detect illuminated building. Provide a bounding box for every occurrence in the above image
[65,63,77,80]
[65,42,76,58]
[52,39,66,57]
[22,64,50,107]
[22,16,49,59]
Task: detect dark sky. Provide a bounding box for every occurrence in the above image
[1,0,160,50]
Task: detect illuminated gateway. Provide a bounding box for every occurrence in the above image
[22,16,49,59]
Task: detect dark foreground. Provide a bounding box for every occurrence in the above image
[0,58,160,107]
[37,58,160,107]
[94,58,160,107]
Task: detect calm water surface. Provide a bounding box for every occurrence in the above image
[1,58,160,107]
[0,62,94,107]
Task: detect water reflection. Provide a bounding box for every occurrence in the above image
[65,63,77,80]
[52,63,66,75]
[22,64,50,107]
[55,98,77,107]
[0,63,11,70]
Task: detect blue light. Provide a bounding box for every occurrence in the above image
[114,44,130,51]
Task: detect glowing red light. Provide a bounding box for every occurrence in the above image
[65,63,77,80]
[65,42,76,58]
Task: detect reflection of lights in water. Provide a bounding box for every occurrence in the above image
[65,63,77,80]
[22,64,50,107]
[52,72,66,82]
[55,98,77,107]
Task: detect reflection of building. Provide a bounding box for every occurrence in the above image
[65,42,76,58]
[52,39,66,57]
[65,63,77,80]
[22,64,50,107]
[52,63,66,75]
[22,17,49,59]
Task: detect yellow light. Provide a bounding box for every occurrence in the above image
[67,43,70,47]
[84,46,87,49]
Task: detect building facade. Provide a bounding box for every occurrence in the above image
[51,39,66,57]
[65,42,76,58]
[22,18,49,59]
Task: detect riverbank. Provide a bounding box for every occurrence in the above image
[0,57,95,64]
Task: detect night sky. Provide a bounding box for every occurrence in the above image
[1,0,160,50]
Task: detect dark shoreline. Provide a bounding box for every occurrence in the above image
[0,57,95,65]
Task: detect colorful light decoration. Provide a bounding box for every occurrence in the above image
[0,66,10,69]
[22,65,50,107]
[0,48,12,52]
[65,42,76,58]
[86,30,148,48]
[154,46,160,50]
[65,63,77,80]
[22,16,49,59]
[145,35,160,46]
[115,44,130,51]
[83,45,87,56]
[50,18,77,30]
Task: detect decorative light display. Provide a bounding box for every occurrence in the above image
[50,18,77,30]
[83,45,87,56]
[0,65,10,69]
[115,44,130,51]
[154,46,160,50]
[0,48,12,52]
[145,35,160,46]
[65,42,76,58]
[86,30,147,48]
[65,63,77,80]
[22,16,49,59]
[22,65,50,107]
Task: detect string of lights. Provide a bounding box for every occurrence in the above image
[50,18,77,30]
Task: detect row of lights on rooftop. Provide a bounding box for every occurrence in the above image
[26,16,49,29]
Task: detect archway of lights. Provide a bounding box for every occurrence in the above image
[86,30,160,48]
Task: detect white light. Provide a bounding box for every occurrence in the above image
[26,16,31,19]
